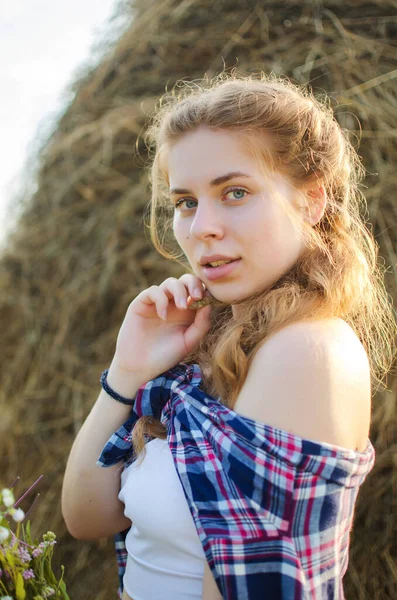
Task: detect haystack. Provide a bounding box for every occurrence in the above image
[1,1,396,598]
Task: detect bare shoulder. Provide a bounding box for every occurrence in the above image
[233,318,372,452]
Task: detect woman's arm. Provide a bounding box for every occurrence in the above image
[201,560,223,600]
[61,362,146,540]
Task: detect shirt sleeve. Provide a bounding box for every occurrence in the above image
[96,412,140,467]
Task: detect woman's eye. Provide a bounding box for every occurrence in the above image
[174,187,248,210]
[226,188,247,200]
[174,198,197,210]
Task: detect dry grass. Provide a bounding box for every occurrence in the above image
[1,0,396,598]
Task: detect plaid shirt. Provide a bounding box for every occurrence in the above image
[97,362,375,599]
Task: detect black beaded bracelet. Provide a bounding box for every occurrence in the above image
[100,369,136,405]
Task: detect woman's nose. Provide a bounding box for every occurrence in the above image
[189,202,224,239]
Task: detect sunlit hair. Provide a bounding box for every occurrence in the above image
[131,70,396,465]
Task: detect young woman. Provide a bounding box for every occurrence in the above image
[61,72,396,600]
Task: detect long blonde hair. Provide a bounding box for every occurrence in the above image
[131,70,396,463]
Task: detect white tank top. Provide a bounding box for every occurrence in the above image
[118,437,206,600]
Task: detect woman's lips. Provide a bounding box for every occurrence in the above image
[202,258,241,280]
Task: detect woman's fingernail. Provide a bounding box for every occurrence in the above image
[160,309,167,320]
[194,288,202,298]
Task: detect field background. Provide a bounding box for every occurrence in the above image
[1,1,396,598]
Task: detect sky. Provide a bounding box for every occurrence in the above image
[0,0,127,250]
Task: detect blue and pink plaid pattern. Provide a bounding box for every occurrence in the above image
[97,362,375,599]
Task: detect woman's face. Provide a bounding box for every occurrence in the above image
[167,126,316,319]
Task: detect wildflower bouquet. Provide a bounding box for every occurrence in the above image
[0,476,69,600]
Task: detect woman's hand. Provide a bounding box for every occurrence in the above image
[111,274,213,383]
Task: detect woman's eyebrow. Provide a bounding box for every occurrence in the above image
[169,171,252,195]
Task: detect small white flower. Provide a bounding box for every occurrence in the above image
[0,526,10,542]
[10,508,25,523]
[0,596,15,600]
[1,488,15,508]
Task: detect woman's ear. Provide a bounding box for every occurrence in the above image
[302,184,327,226]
